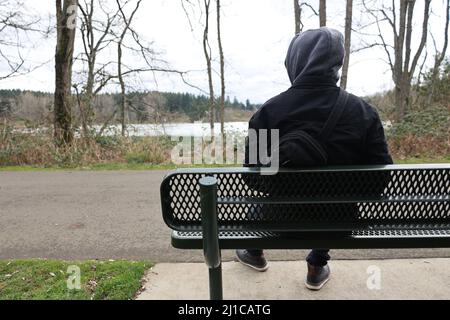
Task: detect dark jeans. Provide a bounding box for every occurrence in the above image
[247,249,330,267]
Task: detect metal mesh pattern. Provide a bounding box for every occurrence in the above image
[352,229,450,237]
[174,229,450,239]
[160,165,450,232]
[175,231,278,238]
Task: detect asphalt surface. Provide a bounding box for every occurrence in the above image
[1,171,450,262]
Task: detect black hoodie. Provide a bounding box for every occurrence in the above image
[247,28,393,166]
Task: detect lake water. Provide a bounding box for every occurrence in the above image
[94,120,391,137]
[19,121,391,138]
[94,122,249,137]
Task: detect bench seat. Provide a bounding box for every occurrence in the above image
[172,228,450,250]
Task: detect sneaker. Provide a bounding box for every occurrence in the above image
[305,263,331,291]
[235,249,269,272]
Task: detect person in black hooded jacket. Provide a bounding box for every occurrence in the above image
[236,27,393,291]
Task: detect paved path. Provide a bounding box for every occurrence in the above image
[1,171,450,262]
[138,258,450,300]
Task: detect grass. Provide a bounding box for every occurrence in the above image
[394,156,450,164]
[0,162,241,171]
[0,156,449,172]
[0,260,151,300]
[0,163,173,172]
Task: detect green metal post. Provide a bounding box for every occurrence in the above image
[199,176,223,300]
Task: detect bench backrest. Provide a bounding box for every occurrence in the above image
[160,164,450,232]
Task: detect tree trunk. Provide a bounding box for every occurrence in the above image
[203,0,215,139]
[54,0,78,145]
[83,58,95,136]
[294,0,302,34]
[118,41,126,137]
[427,0,450,104]
[115,0,142,137]
[341,0,353,90]
[217,0,225,144]
[395,78,408,121]
[79,0,95,137]
[391,0,431,121]
[319,0,326,27]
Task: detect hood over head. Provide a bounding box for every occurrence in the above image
[285,27,345,86]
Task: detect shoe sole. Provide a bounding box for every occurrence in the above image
[235,255,269,272]
[305,276,330,291]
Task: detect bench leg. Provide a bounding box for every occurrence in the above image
[209,264,223,300]
[199,176,223,300]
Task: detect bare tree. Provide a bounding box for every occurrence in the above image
[294,0,302,34]
[75,0,118,137]
[217,0,225,143]
[293,1,319,34]
[0,0,48,80]
[202,0,215,138]
[319,0,326,27]
[427,0,450,104]
[115,0,142,136]
[341,0,353,90]
[54,0,78,145]
[361,0,431,121]
[108,0,193,136]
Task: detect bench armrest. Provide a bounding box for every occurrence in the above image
[199,176,221,269]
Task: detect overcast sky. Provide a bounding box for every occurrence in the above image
[0,0,448,104]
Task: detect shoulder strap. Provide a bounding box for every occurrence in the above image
[319,89,349,141]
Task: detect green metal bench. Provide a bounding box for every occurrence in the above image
[160,164,450,300]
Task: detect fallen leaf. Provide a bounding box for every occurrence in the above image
[87,279,98,292]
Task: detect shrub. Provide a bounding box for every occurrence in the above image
[0,122,172,167]
[387,105,450,160]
